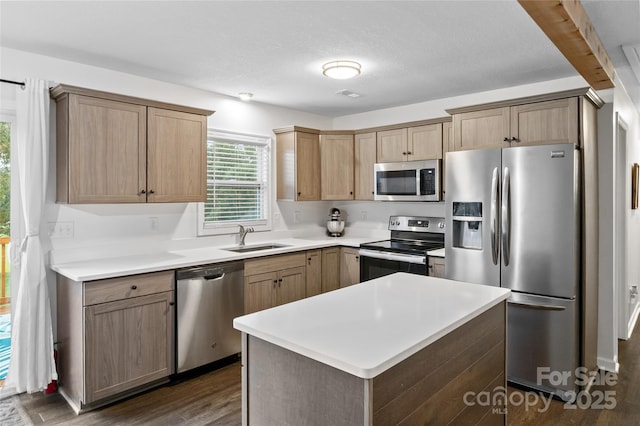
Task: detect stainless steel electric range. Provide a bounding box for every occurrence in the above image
[359,215,445,281]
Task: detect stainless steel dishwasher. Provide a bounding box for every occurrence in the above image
[176,260,243,373]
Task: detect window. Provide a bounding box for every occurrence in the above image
[198,130,271,236]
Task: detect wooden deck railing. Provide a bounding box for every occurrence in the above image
[0,236,9,306]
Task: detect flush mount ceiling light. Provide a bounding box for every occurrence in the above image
[238,92,253,101]
[322,60,361,79]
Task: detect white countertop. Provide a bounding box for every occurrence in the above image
[51,236,376,282]
[427,248,445,257]
[233,273,509,379]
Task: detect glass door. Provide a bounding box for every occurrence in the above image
[0,118,12,385]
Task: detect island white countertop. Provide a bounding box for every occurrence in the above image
[51,236,377,282]
[234,273,510,379]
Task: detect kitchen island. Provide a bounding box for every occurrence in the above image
[233,273,510,425]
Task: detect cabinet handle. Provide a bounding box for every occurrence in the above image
[140,190,146,195]
[350,191,353,195]
[131,285,137,290]
[402,152,407,155]
[511,137,519,143]
[297,191,301,196]
[308,257,311,265]
[407,151,412,155]
[169,302,175,306]
[149,189,155,194]
[355,256,359,261]
[503,137,510,142]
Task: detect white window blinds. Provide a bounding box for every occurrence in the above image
[198,130,271,235]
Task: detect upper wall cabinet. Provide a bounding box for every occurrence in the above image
[51,85,213,204]
[320,133,354,200]
[376,123,443,163]
[274,126,321,201]
[447,89,602,152]
[354,132,376,200]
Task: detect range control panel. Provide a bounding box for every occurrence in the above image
[388,215,446,233]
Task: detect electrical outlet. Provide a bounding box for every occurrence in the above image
[293,210,301,224]
[48,221,74,238]
[149,217,159,232]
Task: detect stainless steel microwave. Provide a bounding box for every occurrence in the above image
[374,160,441,201]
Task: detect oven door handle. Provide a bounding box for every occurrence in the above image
[358,249,426,265]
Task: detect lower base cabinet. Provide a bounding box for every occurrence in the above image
[340,248,360,287]
[244,253,307,314]
[57,270,175,413]
[428,257,445,278]
[321,247,340,293]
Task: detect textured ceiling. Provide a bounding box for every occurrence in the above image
[1,1,638,117]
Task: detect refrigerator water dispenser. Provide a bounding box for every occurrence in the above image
[452,202,483,250]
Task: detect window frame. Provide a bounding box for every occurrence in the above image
[197,129,272,236]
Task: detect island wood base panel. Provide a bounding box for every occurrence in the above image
[243,301,506,425]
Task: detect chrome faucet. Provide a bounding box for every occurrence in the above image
[238,225,254,246]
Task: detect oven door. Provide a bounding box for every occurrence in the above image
[359,249,427,281]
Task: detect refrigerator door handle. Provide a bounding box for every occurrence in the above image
[501,167,510,266]
[490,167,499,265]
[508,300,567,311]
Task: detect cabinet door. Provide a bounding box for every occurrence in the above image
[321,247,340,293]
[306,250,322,297]
[276,267,306,306]
[340,248,360,287]
[68,95,146,203]
[354,132,377,200]
[84,291,174,403]
[377,128,408,163]
[320,134,354,200]
[511,98,578,146]
[147,108,207,203]
[428,257,446,278]
[408,124,443,160]
[442,121,453,199]
[295,132,321,201]
[245,272,277,314]
[452,107,510,151]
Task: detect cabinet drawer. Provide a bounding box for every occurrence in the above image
[84,270,174,306]
[244,252,306,276]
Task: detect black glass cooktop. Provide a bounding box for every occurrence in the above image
[360,239,444,255]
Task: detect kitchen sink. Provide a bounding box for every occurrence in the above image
[225,243,290,253]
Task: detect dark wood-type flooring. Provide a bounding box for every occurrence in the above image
[15,328,640,425]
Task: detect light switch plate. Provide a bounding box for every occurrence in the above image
[48,221,74,238]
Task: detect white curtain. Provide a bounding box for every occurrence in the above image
[4,78,57,393]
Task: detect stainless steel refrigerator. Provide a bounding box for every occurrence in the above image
[445,143,580,400]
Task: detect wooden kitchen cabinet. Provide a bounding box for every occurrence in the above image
[354,132,376,200]
[340,247,360,287]
[305,250,322,297]
[51,84,212,204]
[244,253,307,314]
[442,121,453,199]
[407,123,443,160]
[320,133,354,200]
[377,124,443,163]
[321,247,340,293]
[377,128,408,163]
[57,270,175,413]
[274,126,321,201]
[449,93,581,151]
[428,257,445,278]
[146,108,208,202]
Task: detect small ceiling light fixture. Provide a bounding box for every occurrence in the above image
[322,60,361,79]
[238,92,253,101]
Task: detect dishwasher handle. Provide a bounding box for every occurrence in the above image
[203,272,225,281]
[176,261,243,281]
